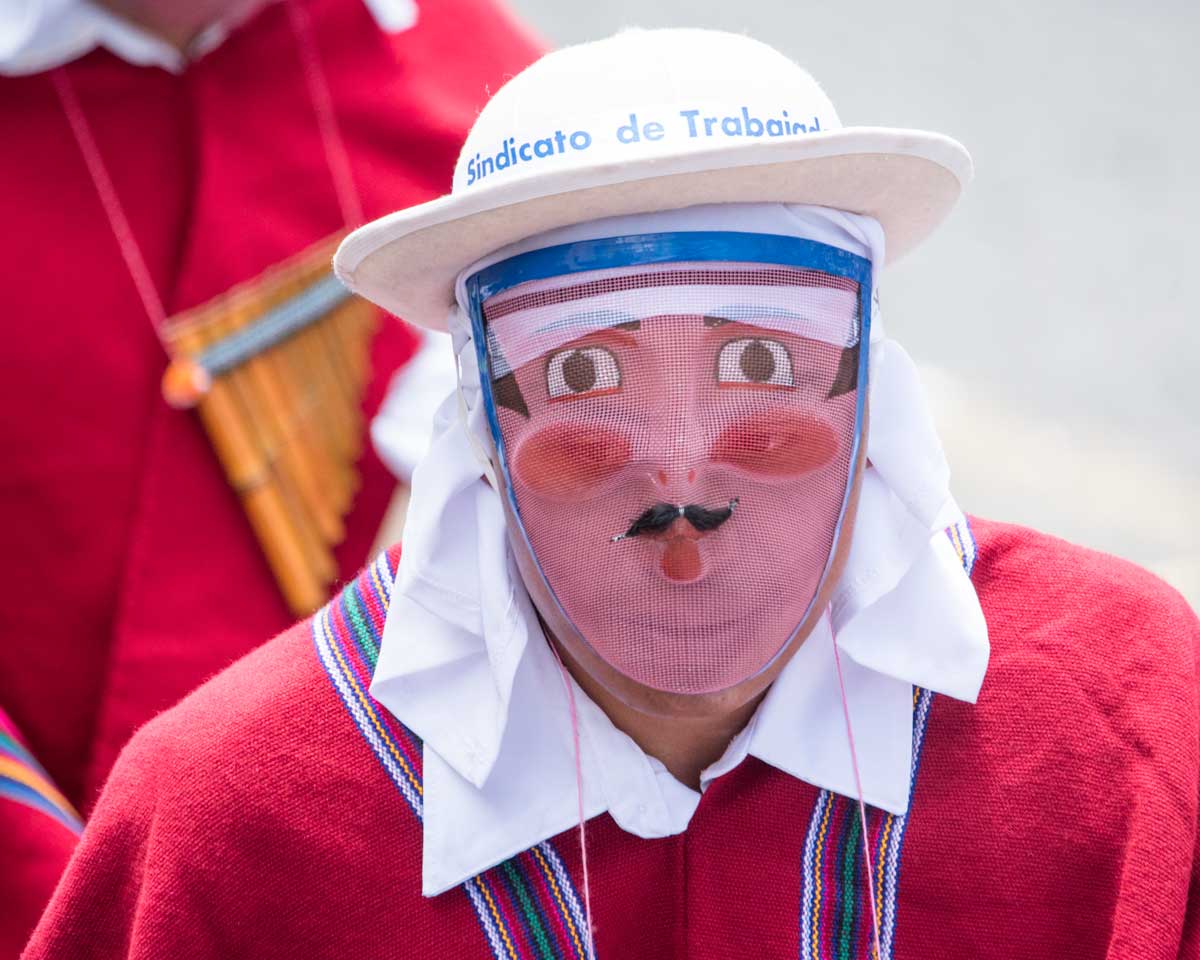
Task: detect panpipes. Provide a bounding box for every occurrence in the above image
[160,235,379,616]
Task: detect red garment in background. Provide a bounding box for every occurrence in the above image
[0,0,542,817]
[22,519,1200,959]
[0,711,80,960]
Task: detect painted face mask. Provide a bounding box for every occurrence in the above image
[465,232,872,694]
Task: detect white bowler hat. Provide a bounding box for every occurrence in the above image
[334,28,973,331]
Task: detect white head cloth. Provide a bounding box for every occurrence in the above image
[372,202,989,795]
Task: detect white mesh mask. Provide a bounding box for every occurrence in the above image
[465,232,872,694]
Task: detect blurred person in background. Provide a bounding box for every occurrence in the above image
[0,0,540,952]
[23,28,1200,960]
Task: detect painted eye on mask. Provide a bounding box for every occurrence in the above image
[716,337,794,388]
[546,346,621,400]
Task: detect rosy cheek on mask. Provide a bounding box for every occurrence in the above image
[711,407,839,477]
[512,421,632,498]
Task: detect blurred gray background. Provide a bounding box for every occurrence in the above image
[507,0,1199,606]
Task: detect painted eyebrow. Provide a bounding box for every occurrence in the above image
[532,309,638,337]
[710,305,854,325]
[558,326,638,350]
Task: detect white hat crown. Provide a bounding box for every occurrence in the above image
[335,27,971,329]
[452,28,842,195]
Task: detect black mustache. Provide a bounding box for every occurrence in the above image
[611,498,740,542]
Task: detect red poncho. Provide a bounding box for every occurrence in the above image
[23,519,1200,959]
[0,0,541,820]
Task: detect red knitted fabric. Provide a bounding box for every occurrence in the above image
[0,0,542,818]
[23,519,1200,959]
[0,712,80,960]
[0,804,77,960]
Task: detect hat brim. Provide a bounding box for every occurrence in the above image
[334,127,972,331]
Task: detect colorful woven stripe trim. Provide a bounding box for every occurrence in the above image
[0,709,83,835]
[313,548,591,960]
[798,517,977,960]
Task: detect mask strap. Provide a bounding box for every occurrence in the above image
[831,614,884,960]
[548,642,597,960]
[454,340,500,490]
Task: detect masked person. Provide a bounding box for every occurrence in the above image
[25,29,1200,960]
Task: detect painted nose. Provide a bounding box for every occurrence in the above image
[648,402,711,501]
[647,416,719,585]
[650,463,701,496]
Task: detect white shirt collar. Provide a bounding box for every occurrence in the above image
[1,0,225,75]
[413,606,927,897]
[0,0,418,76]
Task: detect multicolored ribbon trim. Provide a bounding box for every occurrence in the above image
[314,547,590,959]
[798,517,977,960]
[0,709,84,835]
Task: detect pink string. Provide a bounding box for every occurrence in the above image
[285,0,366,228]
[55,4,364,339]
[548,644,597,960]
[51,67,169,334]
[831,623,884,960]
